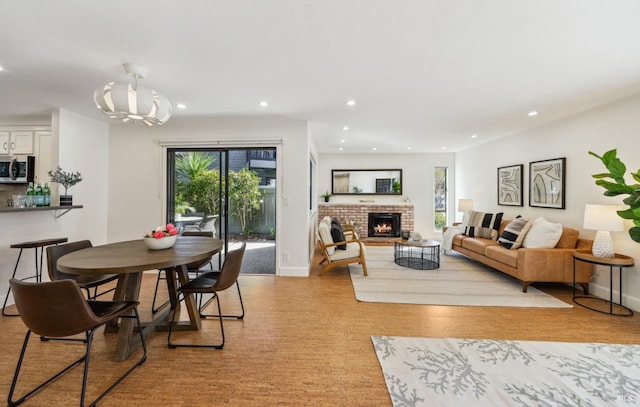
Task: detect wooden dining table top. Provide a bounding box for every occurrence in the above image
[58,236,223,275]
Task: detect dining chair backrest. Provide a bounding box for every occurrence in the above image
[46,240,93,281]
[10,278,100,337]
[213,242,246,292]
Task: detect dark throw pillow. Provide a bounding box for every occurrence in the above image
[330,218,347,250]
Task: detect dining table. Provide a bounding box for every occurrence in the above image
[57,236,223,361]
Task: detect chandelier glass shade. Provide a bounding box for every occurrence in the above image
[94,64,172,126]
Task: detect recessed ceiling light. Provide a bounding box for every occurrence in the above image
[176,103,186,109]
[343,126,349,131]
[372,147,377,151]
[471,134,478,138]
[339,147,343,151]
[259,101,269,107]
[442,147,447,150]
[0,66,4,71]
[340,139,345,143]
[528,111,538,117]
[346,99,356,107]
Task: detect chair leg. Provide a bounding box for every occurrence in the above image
[3,249,24,317]
[8,330,87,406]
[199,281,244,319]
[168,293,225,349]
[151,270,170,313]
[8,309,147,407]
[86,308,147,406]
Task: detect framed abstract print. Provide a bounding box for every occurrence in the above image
[529,157,566,209]
[497,164,523,206]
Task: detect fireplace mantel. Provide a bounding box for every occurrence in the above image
[318,203,414,238]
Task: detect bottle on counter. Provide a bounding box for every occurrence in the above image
[35,182,43,207]
[43,183,51,207]
[25,182,35,207]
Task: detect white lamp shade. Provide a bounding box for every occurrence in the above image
[583,204,624,232]
[458,199,474,213]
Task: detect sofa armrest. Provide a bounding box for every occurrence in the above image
[517,248,592,282]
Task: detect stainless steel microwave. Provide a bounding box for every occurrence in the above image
[0,156,35,184]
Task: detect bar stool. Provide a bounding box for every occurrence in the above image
[2,237,68,316]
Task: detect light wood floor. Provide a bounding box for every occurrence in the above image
[1,247,639,406]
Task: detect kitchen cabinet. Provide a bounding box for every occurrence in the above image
[0,131,34,155]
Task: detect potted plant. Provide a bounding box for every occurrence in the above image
[48,166,82,206]
[321,191,331,202]
[589,149,640,243]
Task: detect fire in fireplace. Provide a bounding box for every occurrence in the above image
[368,212,401,237]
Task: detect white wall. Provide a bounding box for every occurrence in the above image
[106,115,312,277]
[318,153,456,239]
[0,109,109,308]
[456,93,640,311]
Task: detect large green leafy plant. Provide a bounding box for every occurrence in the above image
[589,149,640,243]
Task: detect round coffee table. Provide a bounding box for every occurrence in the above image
[394,239,440,270]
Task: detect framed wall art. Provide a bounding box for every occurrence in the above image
[497,164,523,206]
[529,157,566,209]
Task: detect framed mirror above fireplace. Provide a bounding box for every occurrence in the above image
[331,169,402,195]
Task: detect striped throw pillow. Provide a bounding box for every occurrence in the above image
[498,216,532,249]
[464,211,504,240]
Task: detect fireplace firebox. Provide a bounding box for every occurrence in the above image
[368,213,401,237]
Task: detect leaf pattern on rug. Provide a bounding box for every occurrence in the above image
[405,346,489,399]
[372,336,640,407]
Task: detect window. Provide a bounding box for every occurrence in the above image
[434,167,447,231]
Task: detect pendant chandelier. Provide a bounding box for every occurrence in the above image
[94,63,172,126]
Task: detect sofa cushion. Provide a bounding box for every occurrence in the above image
[556,227,579,249]
[464,211,504,240]
[485,245,518,268]
[522,217,562,248]
[452,234,466,246]
[498,216,532,249]
[461,237,499,254]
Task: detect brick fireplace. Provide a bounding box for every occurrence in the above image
[318,203,414,238]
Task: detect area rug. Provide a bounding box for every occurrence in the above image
[349,246,571,308]
[372,336,640,406]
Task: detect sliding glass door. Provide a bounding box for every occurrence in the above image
[166,147,276,274]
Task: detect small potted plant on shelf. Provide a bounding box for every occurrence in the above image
[321,191,332,202]
[48,166,82,206]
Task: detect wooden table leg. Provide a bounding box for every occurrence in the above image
[114,272,142,361]
[161,265,202,331]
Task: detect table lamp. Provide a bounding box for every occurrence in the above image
[583,204,624,258]
[458,199,474,213]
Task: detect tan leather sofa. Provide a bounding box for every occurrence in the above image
[450,219,593,293]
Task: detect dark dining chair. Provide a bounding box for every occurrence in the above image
[168,242,246,349]
[150,231,215,313]
[7,278,147,407]
[46,240,118,300]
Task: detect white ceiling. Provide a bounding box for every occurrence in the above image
[2,1,640,153]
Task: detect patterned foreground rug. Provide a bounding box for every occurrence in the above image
[372,336,640,406]
[349,246,571,308]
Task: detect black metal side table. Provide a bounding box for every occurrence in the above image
[394,239,440,270]
[573,249,634,316]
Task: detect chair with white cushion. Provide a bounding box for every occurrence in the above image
[316,217,368,276]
